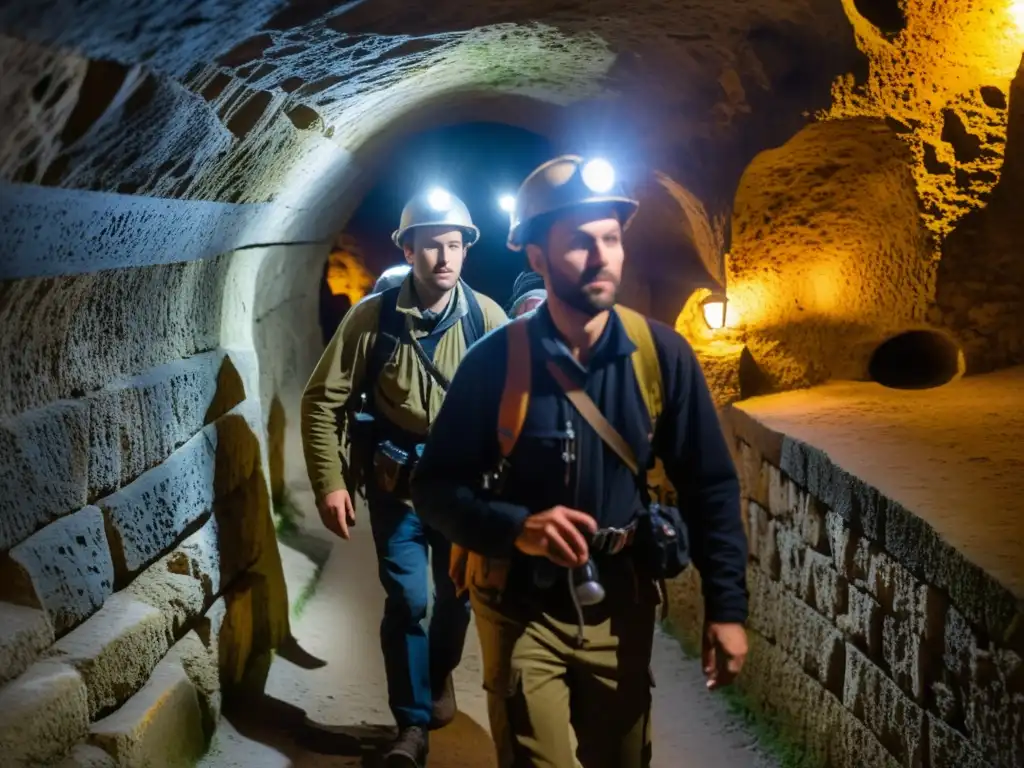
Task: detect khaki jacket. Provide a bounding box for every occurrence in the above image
[301,278,507,501]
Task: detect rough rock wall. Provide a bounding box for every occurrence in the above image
[666,408,1024,768]
[0,247,299,766]
[932,58,1024,376]
[811,0,1024,382]
[726,117,937,391]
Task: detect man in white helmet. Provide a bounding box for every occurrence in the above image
[412,157,749,766]
[301,189,507,767]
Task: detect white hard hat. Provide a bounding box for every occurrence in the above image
[392,188,480,248]
[507,156,639,251]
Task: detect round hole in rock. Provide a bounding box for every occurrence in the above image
[868,330,963,390]
[852,0,907,38]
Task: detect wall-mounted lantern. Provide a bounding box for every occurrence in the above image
[701,293,728,330]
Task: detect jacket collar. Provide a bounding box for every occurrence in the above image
[395,276,469,335]
[533,302,636,372]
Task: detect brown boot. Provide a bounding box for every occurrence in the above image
[429,674,457,730]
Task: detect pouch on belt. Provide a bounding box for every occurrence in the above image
[373,439,410,495]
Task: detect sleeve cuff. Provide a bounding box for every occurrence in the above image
[483,500,530,558]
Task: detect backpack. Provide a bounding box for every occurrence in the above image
[451,304,664,598]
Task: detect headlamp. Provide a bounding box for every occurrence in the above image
[427,188,452,212]
[581,158,616,194]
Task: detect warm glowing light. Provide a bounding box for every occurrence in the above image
[498,194,516,213]
[326,249,375,301]
[581,158,615,193]
[1012,1,1024,32]
[427,188,452,211]
[701,295,728,330]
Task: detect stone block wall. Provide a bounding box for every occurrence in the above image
[666,408,1023,768]
[0,244,322,766]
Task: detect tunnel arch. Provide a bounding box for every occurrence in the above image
[868,328,965,389]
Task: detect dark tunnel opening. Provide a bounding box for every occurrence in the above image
[852,0,907,39]
[349,122,555,299]
[868,329,963,389]
[316,121,558,341]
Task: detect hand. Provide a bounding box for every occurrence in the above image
[514,506,597,568]
[702,622,748,690]
[318,489,356,540]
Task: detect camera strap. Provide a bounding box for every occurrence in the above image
[544,359,640,477]
[546,358,670,619]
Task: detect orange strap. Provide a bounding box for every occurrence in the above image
[497,317,531,458]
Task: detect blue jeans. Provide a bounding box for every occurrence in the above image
[367,490,471,728]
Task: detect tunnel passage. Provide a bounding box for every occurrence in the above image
[867,329,965,389]
[343,120,557,308]
[1,2,1023,768]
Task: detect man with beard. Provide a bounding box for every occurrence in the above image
[301,188,507,767]
[411,156,749,767]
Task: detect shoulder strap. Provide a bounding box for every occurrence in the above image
[545,360,640,476]
[364,286,403,395]
[461,287,485,349]
[497,317,531,458]
[613,305,664,430]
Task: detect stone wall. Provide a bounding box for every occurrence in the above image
[0,244,321,766]
[666,407,1023,768]
[251,243,332,499]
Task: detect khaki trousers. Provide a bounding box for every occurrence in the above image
[471,560,658,768]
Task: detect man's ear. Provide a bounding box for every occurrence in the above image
[525,244,545,277]
[402,244,415,265]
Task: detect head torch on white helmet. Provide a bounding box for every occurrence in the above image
[392,188,480,249]
[506,156,640,252]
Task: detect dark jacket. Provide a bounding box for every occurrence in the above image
[410,304,748,623]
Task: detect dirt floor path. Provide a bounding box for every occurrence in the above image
[201,481,776,768]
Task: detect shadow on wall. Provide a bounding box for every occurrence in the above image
[934,54,1024,375]
[210,357,290,704]
[267,394,286,504]
[726,116,954,392]
[624,170,724,326]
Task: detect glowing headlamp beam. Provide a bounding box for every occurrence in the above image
[427,188,452,211]
[581,158,616,194]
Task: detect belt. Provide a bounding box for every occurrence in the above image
[590,520,638,556]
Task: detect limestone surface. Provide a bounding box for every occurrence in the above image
[0,400,90,550]
[55,744,118,768]
[0,505,115,636]
[51,592,170,719]
[98,425,218,579]
[88,657,207,767]
[0,660,90,766]
[0,601,54,686]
